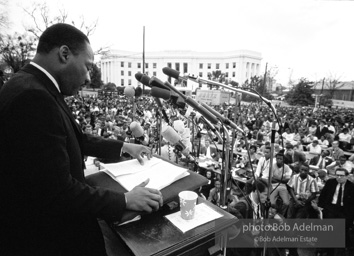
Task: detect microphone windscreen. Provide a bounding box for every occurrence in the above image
[151,87,170,100]
[173,120,185,133]
[140,74,151,87]
[149,76,167,89]
[135,72,143,82]
[124,86,135,98]
[162,67,180,79]
[161,125,180,145]
[129,121,144,137]
[135,86,143,97]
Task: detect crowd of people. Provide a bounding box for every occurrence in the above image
[2,22,354,256]
[66,90,354,256]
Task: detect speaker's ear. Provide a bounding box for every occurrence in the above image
[59,45,70,62]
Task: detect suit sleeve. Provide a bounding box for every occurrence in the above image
[2,90,125,221]
[318,179,332,209]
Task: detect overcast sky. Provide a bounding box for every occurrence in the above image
[6,0,354,85]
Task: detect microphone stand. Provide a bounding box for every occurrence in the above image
[220,124,231,209]
[154,107,162,156]
[185,74,281,255]
[190,112,196,156]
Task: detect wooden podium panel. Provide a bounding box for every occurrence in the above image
[113,197,237,256]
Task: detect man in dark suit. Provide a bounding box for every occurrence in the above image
[200,139,220,160]
[315,119,329,139]
[284,143,306,173]
[0,24,162,256]
[318,168,354,254]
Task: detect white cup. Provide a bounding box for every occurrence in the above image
[179,191,198,220]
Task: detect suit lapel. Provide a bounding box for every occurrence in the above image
[21,64,84,148]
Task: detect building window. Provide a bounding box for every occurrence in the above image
[121,62,124,67]
[128,79,131,85]
[183,63,188,74]
[145,63,149,69]
[121,70,124,76]
[153,71,157,76]
[199,72,203,77]
[167,62,172,68]
[233,62,236,68]
[138,63,141,68]
[216,63,220,69]
[153,63,157,69]
[199,63,203,69]
[175,63,180,71]
[232,72,235,77]
[226,63,229,69]
[226,72,229,78]
[128,71,131,76]
[128,62,132,68]
[207,63,211,69]
[121,79,124,86]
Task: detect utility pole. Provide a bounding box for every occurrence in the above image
[262,62,268,97]
[142,26,145,93]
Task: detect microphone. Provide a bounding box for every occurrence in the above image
[135,86,143,98]
[129,121,145,141]
[201,102,245,135]
[163,67,188,82]
[161,125,194,161]
[199,116,223,142]
[151,87,170,100]
[149,76,168,90]
[156,79,218,125]
[124,85,135,98]
[184,97,218,125]
[135,72,143,83]
[135,73,151,88]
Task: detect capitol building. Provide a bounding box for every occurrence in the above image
[100,50,262,89]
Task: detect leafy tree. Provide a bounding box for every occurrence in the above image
[23,2,97,38]
[319,94,333,107]
[103,82,116,91]
[0,33,36,73]
[206,70,226,89]
[89,63,103,90]
[229,80,239,88]
[22,1,108,55]
[285,78,315,106]
[241,75,273,102]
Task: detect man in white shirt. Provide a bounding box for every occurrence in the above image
[326,155,353,175]
[306,140,322,155]
[269,152,292,216]
[255,147,275,179]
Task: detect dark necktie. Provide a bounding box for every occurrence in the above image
[337,185,343,206]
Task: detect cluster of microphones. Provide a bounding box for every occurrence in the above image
[122,67,246,161]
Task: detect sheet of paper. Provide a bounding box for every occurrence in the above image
[164,203,223,233]
[100,157,190,191]
[101,157,161,177]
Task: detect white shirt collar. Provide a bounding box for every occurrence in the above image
[30,61,61,93]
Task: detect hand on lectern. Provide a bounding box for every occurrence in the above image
[122,143,152,165]
[124,178,163,213]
